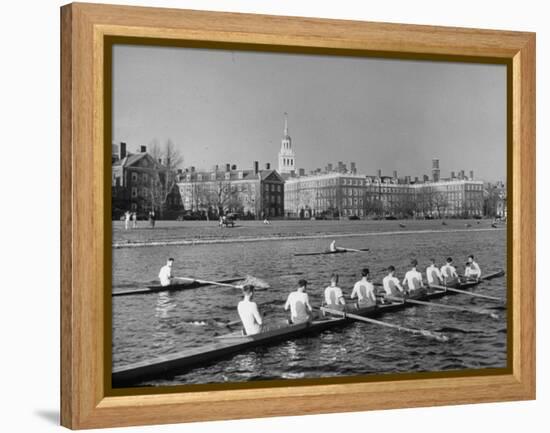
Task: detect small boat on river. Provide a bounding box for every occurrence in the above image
[112,277,244,297]
[294,248,370,256]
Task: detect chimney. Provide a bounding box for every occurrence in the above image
[265,162,271,170]
[350,162,357,174]
[254,161,259,174]
[231,164,237,170]
[432,158,440,182]
[299,168,305,176]
[459,170,465,179]
[225,163,230,172]
[414,176,419,183]
[338,161,344,173]
[469,170,474,180]
[451,171,455,179]
[166,157,171,167]
[393,170,398,179]
[327,163,333,172]
[423,174,429,182]
[405,175,411,184]
[119,142,127,159]
[377,169,382,178]
[191,166,195,172]
[140,145,146,153]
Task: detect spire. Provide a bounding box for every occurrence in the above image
[284,112,288,137]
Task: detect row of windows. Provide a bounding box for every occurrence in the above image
[264,183,282,192]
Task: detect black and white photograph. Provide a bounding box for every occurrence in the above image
[110,44,508,388]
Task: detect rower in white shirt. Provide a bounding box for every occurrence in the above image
[382,266,405,298]
[351,268,377,307]
[465,254,482,280]
[284,279,313,324]
[324,273,346,306]
[329,240,338,252]
[426,258,443,286]
[158,258,174,287]
[440,257,459,282]
[402,259,425,296]
[237,285,263,335]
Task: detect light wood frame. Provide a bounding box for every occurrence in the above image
[61,2,536,429]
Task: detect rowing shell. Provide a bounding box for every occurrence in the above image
[112,270,504,386]
[294,248,370,257]
[112,277,244,297]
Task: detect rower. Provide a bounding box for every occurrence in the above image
[284,279,313,324]
[350,268,377,307]
[158,258,174,287]
[465,254,482,281]
[324,273,346,307]
[402,259,425,296]
[382,266,406,299]
[426,258,443,287]
[329,240,338,252]
[440,257,459,283]
[237,285,263,336]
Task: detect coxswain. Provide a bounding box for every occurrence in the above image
[402,259,425,296]
[426,258,443,286]
[465,254,482,280]
[324,273,346,306]
[284,279,313,324]
[440,257,459,282]
[350,268,377,307]
[382,266,405,298]
[237,285,263,335]
[158,258,174,287]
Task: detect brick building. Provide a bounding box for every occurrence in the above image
[176,162,285,219]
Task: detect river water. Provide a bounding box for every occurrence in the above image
[112,222,507,387]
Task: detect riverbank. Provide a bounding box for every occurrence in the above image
[112,219,505,248]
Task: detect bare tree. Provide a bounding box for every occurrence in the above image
[149,139,184,217]
[432,192,448,219]
[363,191,384,218]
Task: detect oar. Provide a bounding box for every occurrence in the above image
[175,275,270,289]
[430,284,504,302]
[341,247,369,252]
[387,296,499,319]
[321,307,449,342]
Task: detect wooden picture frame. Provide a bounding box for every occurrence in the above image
[60,2,535,429]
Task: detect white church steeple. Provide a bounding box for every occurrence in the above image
[278,112,295,174]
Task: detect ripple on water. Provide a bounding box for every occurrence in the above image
[112,227,507,386]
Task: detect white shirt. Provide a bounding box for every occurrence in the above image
[324,285,345,305]
[382,275,403,296]
[440,263,458,279]
[466,261,481,278]
[158,264,172,286]
[403,269,424,291]
[237,299,262,335]
[284,291,311,323]
[426,264,443,285]
[351,279,376,305]
[329,241,337,252]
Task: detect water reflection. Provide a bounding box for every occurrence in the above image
[155,292,176,319]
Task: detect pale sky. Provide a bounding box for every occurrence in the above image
[112,44,506,182]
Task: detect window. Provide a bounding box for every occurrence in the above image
[131,187,137,198]
[131,172,138,182]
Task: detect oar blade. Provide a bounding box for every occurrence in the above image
[421,330,449,343]
[240,275,271,289]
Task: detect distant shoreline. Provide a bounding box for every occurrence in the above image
[112,227,505,249]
